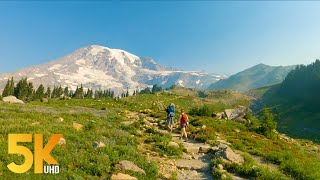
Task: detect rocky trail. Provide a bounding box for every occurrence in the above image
[123,110,246,179]
[171,132,213,180]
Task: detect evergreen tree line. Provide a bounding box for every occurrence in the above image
[278,59,320,109]
[1,77,115,101]
[139,84,163,94]
[119,84,163,97]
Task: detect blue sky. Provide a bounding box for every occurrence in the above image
[0,1,320,75]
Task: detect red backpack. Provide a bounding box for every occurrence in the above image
[181,113,188,124]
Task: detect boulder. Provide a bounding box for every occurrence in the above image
[93,141,105,148]
[111,173,137,180]
[115,160,146,175]
[233,117,246,123]
[2,96,24,104]
[224,108,246,120]
[212,112,224,119]
[198,145,212,153]
[168,141,179,148]
[41,98,48,103]
[57,117,64,122]
[58,138,66,145]
[183,146,200,154]
[73,122,83,131]
[215,145,244,164]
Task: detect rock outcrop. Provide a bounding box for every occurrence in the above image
[2,96,24,104]
[215,144,244,164]
[213,106,248,123]
[115,160,146,175]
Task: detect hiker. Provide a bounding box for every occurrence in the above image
[166,103,176,132]
[178,109,189,142]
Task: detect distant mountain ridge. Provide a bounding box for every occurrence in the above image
[0,45,227,94]
[259,60,320,140]
[208,63,297,91]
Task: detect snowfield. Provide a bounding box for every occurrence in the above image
[0,45,227,94]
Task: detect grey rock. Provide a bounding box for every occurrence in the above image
[233,117,246,123]
[41,98,48,103]
[2,96,24,104]
[212,112,224,119]
[198,145,212,153]
[183,146,200,154]
[93,141,105,148]
[58,138,66,145]
[168,141,180,148]
[115,160,146,175]
[224,109,245,120]
[215,145,244,164]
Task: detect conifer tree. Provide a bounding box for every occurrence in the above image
[45,87,51,98]
[74,84,84,99]
[64,87,69,97]
[259,108,277,139]
[9,77,14,96]
[57,86,63,97]
[126,87,129,97]
[51,86,57,98]
[2,79,10,97]
[69,90,74,98]
[27,82,34,101]
[14,78,28,101]
[35,84,45,100]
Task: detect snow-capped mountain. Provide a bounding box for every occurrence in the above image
[0,45,227,94]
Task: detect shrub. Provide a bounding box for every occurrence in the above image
[198,91,208,98]
[189,105,212,117]
[257,108,277,139]
[154,142,183,157]
[265,151,289,165]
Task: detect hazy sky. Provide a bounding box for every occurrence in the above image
[0,1,320,75]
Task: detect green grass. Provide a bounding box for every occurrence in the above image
[0,99,157,179]
[218,154,289,180]
[0,87,319,179]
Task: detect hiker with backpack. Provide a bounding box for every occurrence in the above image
[166,103,176,132]
[178,109,189,142]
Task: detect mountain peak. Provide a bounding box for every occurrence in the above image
[0,45,225,94]
[209,63,296,91]
[83,45,140,63]
[254,63,269,68]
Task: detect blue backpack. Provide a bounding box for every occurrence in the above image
[167,105,175,117]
